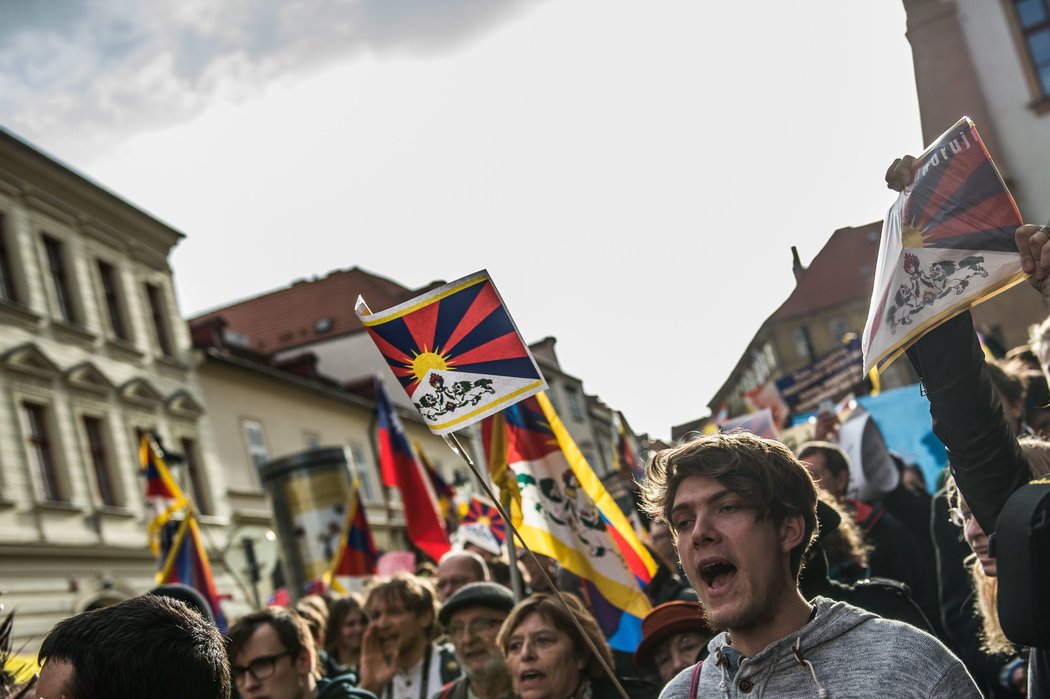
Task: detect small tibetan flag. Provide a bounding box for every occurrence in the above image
[356,270,547,435]
[156,512,228,632]
[863,117,1025,373]
[322,479,379,591]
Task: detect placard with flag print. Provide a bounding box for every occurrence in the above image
[356,270,547,435]
[863,117,1025,374]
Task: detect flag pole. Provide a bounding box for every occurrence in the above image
[442,432,631,699]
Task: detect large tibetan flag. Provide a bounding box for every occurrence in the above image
[323,479,379,591]
[486,393,656,652]
[863,117,1025,373]
[156,512,228,632]
[356,270,547,435]
[375,379,452,562]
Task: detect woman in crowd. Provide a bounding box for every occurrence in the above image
[946,439,1050,695]
[324,593,367,677]
[497,593,657,699]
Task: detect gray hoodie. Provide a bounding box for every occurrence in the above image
[659,597,979,699]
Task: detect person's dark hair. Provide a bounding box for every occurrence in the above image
[640,432,819,579]
[987,359,1027,407]
[1023,370,1050,422]
[324,592,364,660]
[363,573,438,637]
[227,607,314,670]
[38,594,230,699]
[797,441,851,480]
[496,593,612,681]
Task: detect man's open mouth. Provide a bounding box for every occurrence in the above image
[700,560,737,590]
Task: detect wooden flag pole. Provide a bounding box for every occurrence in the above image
[442,431,631,699]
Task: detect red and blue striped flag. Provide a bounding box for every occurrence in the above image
[323,479,379,590]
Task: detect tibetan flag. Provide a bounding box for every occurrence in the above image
[461,496,506,543]
[323,480,379,591]
[141,432,188,555]
[156,512,228,632]
[375,379,452,563]
[486,394,655,652]
[356,270,547,435]
[863,117,1025,373]
[140,433,186,503]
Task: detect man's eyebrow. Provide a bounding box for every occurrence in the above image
[670,488,733,515]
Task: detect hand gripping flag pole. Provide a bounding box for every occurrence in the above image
[356,272,631,699]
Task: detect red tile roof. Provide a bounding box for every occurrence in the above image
[190,267,445,353]
[769,221,882,321]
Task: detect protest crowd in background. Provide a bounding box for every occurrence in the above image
[8,150,1050,699]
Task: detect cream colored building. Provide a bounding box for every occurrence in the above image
[0,128,238,653]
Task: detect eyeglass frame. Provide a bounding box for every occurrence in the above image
[231,650,295,685]
[445,617,505,640]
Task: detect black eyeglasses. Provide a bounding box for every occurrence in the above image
[446,618,503,640]
[232,651,294,685]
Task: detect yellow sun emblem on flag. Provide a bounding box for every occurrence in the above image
[902,224,927,249]
[409,349,454,382]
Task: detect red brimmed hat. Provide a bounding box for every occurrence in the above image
[633,601,711,672]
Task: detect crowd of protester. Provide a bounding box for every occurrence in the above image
[8,175,1050,698]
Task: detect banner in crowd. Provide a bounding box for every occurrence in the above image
[485,394,655,652]
[863,117,1025,373]
[322,478,379,591]
[375,380,451,562]
[357,270,547,435]
[719,408,779,439]
[775,337,865,413]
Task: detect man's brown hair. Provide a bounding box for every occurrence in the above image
[363,573,439,636]
[640,431,819,578]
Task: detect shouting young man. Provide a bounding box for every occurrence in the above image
[641,432,979,698]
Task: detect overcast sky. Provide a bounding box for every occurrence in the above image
[0,0,923,440]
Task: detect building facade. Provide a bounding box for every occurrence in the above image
[0,128,237,652]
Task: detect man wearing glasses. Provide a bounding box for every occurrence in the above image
[435,583,515,699]
[228,607,375,699]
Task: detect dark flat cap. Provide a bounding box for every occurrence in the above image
[438,582,516,626]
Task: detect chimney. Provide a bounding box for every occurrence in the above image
[791,246,805,283]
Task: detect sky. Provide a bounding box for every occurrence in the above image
[0,0,923,440]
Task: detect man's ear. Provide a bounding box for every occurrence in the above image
[779,512,806,553]
[296,647,315,675]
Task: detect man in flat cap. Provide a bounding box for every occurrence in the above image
[434,583,515,699]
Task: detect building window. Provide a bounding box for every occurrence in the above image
[83,416,118,507]
[349,444,379,504]
[97,261,129,341]
[792,326,813,362]
[242,419,269,473]
[145,282,174,356]
[564,386,584,422]
[24,402,63,502]
[43,235,77,323]
[181,437,213,515]
[1013,0,1050,97]
[0,214,18,303]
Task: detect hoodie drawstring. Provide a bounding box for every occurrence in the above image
[714,647,730,699]
[792,637,828,699]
